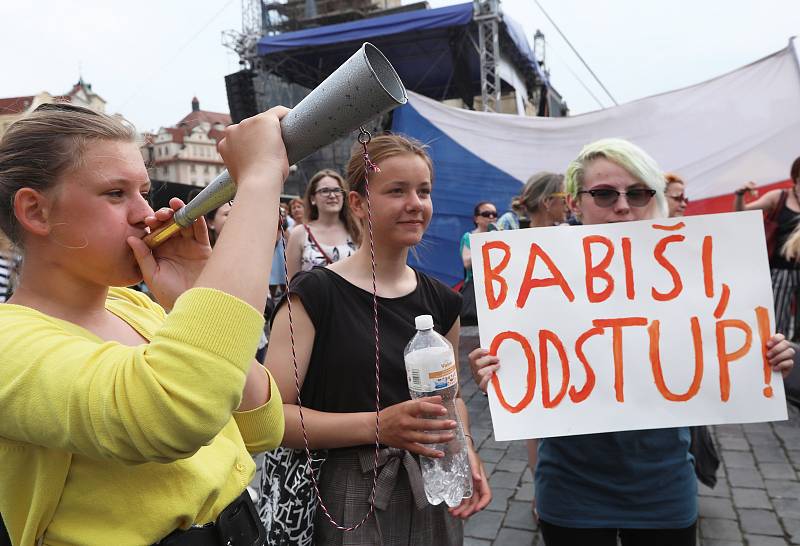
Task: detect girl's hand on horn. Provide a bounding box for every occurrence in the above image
[217,106,291,188]
[128,197,211,310]
[469,347,500,392]
[377,396,457,458]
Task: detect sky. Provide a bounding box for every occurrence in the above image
[3,0,799,132]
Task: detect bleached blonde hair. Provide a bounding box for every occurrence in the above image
[565,138,668,218]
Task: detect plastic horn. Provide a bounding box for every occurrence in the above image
[144,42,407,248]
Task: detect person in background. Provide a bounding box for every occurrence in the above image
[471,138,795,546]
[0,231,18,303]
[206,200,232,248]
[734,156,800,340]
[285,169,359,280]
[0,102,286,545]
[665,172,689,217]
[519,172,568,229]
[288,197,305,230]
[460,201,497,282]
[496,196,524,231]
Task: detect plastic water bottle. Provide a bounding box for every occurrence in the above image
[404,314,473,507]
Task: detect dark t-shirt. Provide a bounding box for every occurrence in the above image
[275,266,462,415]
[770,190,800,269]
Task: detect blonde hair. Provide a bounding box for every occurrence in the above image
[346,133,433,197]
[520,172,565,214]
[565,138,667,218]
[0,103,136,247]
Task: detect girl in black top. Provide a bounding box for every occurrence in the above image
[265,134,492,545]
[735,156,800,340]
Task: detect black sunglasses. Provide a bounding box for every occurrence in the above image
[577,188,656,208]
[477,210,498,218]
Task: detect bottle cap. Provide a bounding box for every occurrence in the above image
[414,314,434,330]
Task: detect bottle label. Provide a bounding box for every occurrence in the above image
[406,348,458,392]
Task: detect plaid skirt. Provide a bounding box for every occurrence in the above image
[313,447,463,546]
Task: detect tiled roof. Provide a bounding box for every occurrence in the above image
[0,96,35,114]
[177,110,231,130]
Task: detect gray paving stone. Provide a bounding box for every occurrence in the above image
[485,487,514,512]
[503,500,538,531]
[493,527,537,546]
[496,456,529,473]
[728,468,766,489]
[773,498,800,518]
[700,495,737,518]
[782,517,800,544]
[700,481,733,498]
[464,538,492,546]
[481,436,508,451]
[479,448,506,464]
[490,471,522,490]
[742,535,789,545]
[754,447,791,464]
[464,510,504,540]
[760,462,798,480]
[718,435,751,451]
[716,424,745,435]
[732,487,772,509]
[739,508,783,536]
[765,479,800,500]
[483,462,496,477]
[724,450,757,468]
[506,442,530,459]
[699,541,742,546]
[700,518,743,540]
[514,484,535,502]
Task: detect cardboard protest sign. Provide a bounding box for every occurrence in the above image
[470,211,788,441]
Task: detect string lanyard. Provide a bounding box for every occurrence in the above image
[278,126,382,531]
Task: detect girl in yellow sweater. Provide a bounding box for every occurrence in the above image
[0,103,287,546]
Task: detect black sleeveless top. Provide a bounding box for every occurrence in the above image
[771,190,800,269]
[274,267,462,415]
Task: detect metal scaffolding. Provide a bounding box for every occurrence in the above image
[221,0,264,67]
[473,0,501,112]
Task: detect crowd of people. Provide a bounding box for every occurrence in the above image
[0,102,797,546]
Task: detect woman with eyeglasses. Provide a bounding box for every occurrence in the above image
[285,169,360,280]
[460,202,498,282]
[665,173,689,217]
[469,138,794,546]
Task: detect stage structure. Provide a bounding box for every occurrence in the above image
[224,0,567,197]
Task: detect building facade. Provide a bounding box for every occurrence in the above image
[141,97,230,187]
[0,78,106,140]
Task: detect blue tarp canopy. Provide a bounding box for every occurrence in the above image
[256,2,549,102]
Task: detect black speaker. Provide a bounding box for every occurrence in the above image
[225,70,259,124]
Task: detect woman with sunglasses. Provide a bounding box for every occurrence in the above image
[460,202,498,282]
[285,169,360,280]
[470,138,794,546]
[665,173,689,217]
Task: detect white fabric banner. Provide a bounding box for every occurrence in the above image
[470,211,788,441]
[410,41,800,201]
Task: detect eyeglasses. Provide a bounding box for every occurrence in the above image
[550,192,568,199]
[576,188,656,208]
[477,210,498,218]
[667,193,689,204]
[314,187,344,197]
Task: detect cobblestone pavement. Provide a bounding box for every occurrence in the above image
[457,328,800,546]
